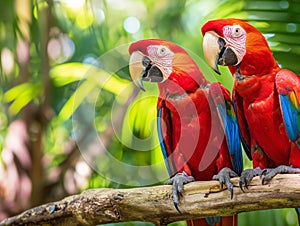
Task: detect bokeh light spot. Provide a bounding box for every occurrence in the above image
[93,9,105,24]
[60,0,85,9]
[279,1,289,9]
[123,16,140,34]
[47,33,75,63]
[286,23,297,33]
[1,48,14,74]
[286,209,297,225]
[48,39,61,60]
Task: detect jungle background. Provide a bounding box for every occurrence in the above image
[0,0,300,225]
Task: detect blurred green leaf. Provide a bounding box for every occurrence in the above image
[58,79,96,121]
[51,62,130,95]
[4,82,41,114]
[50,62,91,86]
[53,62,132,120]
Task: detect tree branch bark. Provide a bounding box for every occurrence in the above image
[1,174,300,226]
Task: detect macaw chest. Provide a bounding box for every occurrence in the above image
[163,92,224,178]
[241,89,291,166]
[164,94,213,148]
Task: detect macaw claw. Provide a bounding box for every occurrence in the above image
[212,167,238,199]
[239,167,263,191]
[165,171,195,214]
[261,165,300,185]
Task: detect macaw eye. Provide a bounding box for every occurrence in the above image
[157,46,167,56]
[232,25,243,37]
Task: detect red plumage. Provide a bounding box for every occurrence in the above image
[156,66,233,181]
[202,18,300,169]
[202,18,300,225]
[129,39,242,226]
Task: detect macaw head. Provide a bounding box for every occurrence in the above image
[129,39,206,93]
[201,18,278,76]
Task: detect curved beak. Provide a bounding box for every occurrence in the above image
[129,51,146,91]
[203,31,222,75]
[129,51,164,91]
[203,31,238,75]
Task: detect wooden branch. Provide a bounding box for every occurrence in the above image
[1,174,300,226]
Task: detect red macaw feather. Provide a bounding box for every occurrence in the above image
[129,39,242,226]
[202,18,300,169]
[201,18,300,224]
[157,82,235,181]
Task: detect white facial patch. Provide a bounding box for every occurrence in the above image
[147,45,174,80]
[223,25,247,64]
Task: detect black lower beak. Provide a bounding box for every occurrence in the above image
[217,38,238,67]
[141,56,164,82]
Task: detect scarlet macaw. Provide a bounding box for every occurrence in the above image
[129,39,243,226]
[201,18,300,216]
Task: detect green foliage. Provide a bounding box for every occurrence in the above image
[50,62,130,120]
[4,82,41,114]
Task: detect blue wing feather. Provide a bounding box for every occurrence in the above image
[206,216,221,225]
[217,103,243,175]
[233,101,252,160]
[157,107,172,176]
[276,69,300,148]
[279,94,300,148]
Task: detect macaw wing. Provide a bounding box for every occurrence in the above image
[209,83,243,175]
[276,69,300,148]
[157,98,177,177]
[233,90,252,160]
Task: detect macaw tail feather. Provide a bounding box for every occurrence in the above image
[187,215,237,226]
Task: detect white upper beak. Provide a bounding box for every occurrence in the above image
[202,31,221,75]
[129,51,146,91]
